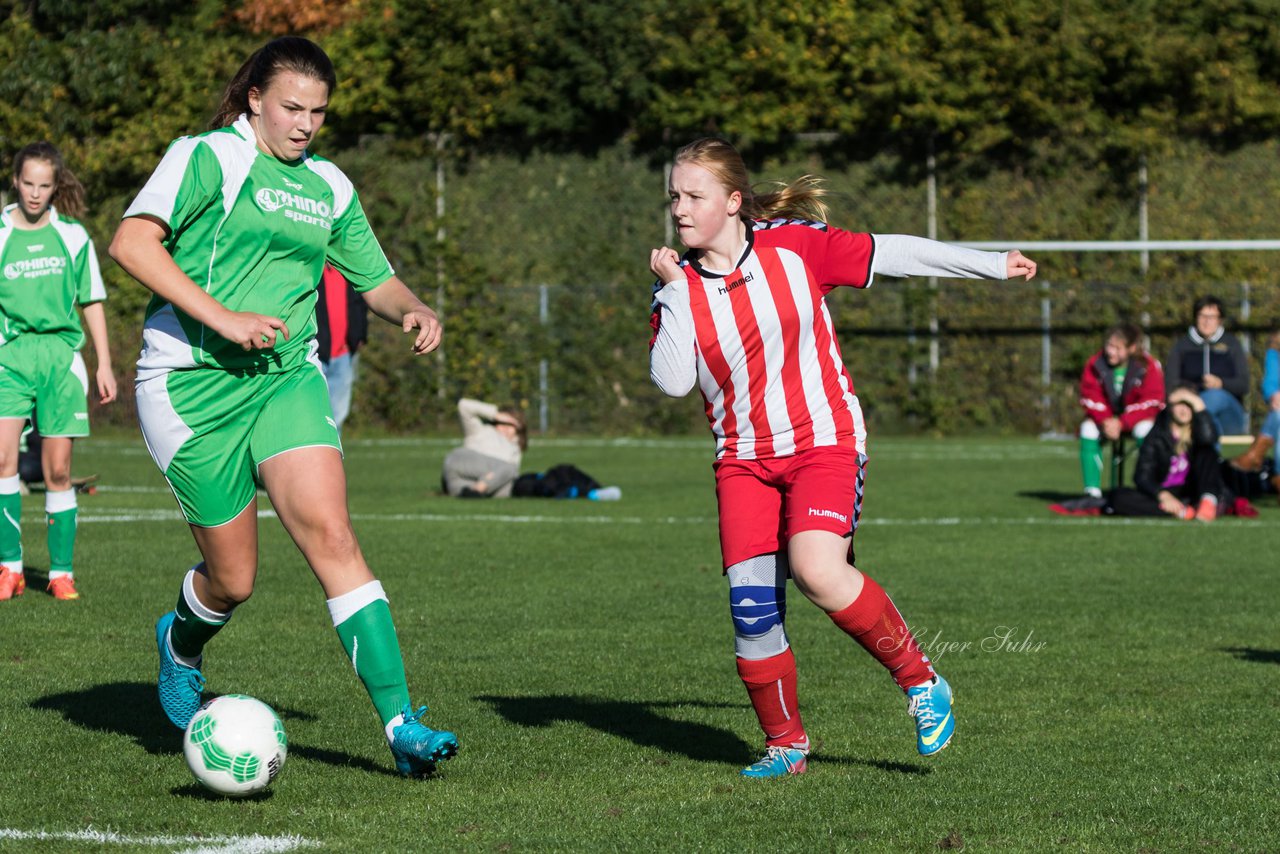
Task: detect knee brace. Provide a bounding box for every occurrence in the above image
[727,552,790,660]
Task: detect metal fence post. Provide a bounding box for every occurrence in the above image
[1041,279,1053,436]
[927,142,939,379]
[538,284,549,434]
[433,133,449,402]
[663,161,674,248]
[1241,280,1251,433]
[1139,156,1149,276]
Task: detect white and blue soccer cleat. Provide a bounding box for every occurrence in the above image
[740,745,808,779]
[155,611,206,730]
[907,675,955,756]
[389,704,459,776]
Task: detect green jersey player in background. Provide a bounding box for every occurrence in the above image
[0,142,118,602]
[109,36,457,777]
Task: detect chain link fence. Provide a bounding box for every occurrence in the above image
[87,138,1280,436]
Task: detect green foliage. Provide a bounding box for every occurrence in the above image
[7,2,1280,435]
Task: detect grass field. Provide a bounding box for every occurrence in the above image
[0,433,1276,852]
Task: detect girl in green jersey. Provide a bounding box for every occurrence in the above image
[0,142,117,602]
[109,37,457,777]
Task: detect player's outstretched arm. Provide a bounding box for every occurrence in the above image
[871,234,1036,281]
[361,276,442,355]
[109,216,289,351]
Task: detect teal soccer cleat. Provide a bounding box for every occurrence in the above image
[389,705,459,776]
[155,611,206,730]
[740,745,808,779]
[907,675,955,756]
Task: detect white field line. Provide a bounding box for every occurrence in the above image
[0,827,319,853]
[71,509,1272,529]
[93,485,172,494]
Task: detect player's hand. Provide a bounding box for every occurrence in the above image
[1269,391,1280,411]
[216,310,290,351]
[1201,373,1223,390]
[96,363,118,404]
[1102,417,1122,442]
[1006,250,1037,280]
[650,246,683,284]
[403,306,442,355]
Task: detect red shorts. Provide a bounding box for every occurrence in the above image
[713,445,867,569]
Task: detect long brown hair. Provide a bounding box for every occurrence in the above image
[673,138,830,223]
[11,142,86,221]
[209,36,337,130]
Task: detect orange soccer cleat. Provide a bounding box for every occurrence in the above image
[0,566,26,600]
[47,576,80,600]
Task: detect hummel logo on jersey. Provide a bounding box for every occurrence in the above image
[807,507,849,524]
[325,416,336,429]
[27,244,44,252]
[254,187,333,230]
[717,271,753,296]
[282,178,304,190]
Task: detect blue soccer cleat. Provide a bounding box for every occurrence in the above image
[740,745,808,779]
[389,704,459,776]
[907,674,955,756]
[155,611,206,730]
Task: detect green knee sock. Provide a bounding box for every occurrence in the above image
[1080,435,1103,493]
[171,567,232,660]
[331,587,411,727]
[0,482,22,568]
[46,489,78,575]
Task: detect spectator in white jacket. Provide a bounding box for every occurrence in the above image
[441,398,527,497]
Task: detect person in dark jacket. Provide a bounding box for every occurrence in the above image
[316,263,369,431]
[1165,295,1249,437]
[1103,387,1224,521]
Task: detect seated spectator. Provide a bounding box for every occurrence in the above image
[1052,388,1225,521]
[441,398,527,497]
[1228,327,1280,502]
[1077,323,1164,497]
[1165,295,1249,437]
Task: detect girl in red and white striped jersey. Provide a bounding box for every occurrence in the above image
[649,138,1036,778]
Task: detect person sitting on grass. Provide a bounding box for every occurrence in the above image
[1054,387,1224,520]
[441,398,527,498]
[1076,322,1164,497]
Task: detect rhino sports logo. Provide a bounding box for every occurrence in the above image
[255,187,333,229]
[4,256,67,280]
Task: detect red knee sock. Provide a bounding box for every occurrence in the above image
[736,649,808,749]
[828,574,935,691]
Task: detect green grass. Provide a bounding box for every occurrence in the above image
[1,435,1277,852]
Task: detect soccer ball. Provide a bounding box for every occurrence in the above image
[183,695,287,797]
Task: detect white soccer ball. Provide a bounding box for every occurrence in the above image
[183,694,287,797]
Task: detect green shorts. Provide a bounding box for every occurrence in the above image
[137,360,341,527]
[0,335,90,437]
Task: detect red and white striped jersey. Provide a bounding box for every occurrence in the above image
[653,218,875,461]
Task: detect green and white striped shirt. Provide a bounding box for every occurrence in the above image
[126,114,393,380]
[0,204,105,349]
